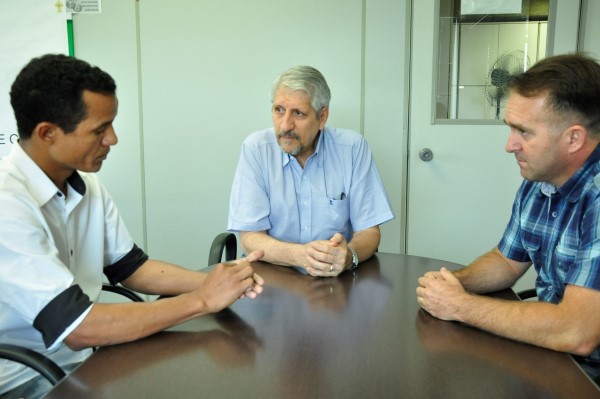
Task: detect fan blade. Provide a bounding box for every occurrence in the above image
[490,68,511,87]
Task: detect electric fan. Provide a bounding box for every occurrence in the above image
[484,50,530,119]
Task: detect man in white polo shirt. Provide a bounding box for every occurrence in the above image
[0,54,264,399]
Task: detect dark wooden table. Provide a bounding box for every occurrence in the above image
[46,253,600,398]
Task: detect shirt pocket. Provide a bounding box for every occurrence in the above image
[523,233,543,270]
[554,236,578,273]
[326,196,349,231]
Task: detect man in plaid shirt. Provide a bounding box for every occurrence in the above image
[417,53,600,381]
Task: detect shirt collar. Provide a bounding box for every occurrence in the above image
[314,130,325,167]
[8,143,86,206]
[67,171,86,195]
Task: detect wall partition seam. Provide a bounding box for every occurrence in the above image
[577,0,586,51]
[403,0,414,254]
[546,0,556,55]
[360,0,366,136]
[135,0,148,251]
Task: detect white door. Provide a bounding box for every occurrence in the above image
[407,0,581,291]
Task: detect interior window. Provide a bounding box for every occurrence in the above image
[435,0,549,120]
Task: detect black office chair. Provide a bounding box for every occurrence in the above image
[0,344,66,385]
[0,284,143,387]
[517,288,537,300]
[101,283,145,302]
[208,232,237,265]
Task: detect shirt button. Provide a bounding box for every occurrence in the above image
[551,211,558,218]
[548,286,554,292]
[303,201,308,206]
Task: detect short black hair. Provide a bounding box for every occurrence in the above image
[10,54,116,140]
[508,53,600,134]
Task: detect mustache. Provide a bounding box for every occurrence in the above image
[277,130,300,140]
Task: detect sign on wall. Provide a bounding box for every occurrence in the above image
[66,0,102,13]
[461,0,521,15]
[0,1,68,158]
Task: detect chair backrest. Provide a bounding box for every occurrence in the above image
[0,284,144,387]
[0,344,65,385]
[208,232,237,265]
[101,284,144,302]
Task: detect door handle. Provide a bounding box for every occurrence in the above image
[419,148,434,162]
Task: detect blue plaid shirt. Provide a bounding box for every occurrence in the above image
[498,144,600,362]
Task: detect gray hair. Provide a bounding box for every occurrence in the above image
[271,65,331,118]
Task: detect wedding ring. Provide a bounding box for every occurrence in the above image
[329,264,334,273]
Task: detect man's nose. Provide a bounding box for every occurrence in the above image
[280,112,294,131]
[103,127,118,146]
[505,132,518,153]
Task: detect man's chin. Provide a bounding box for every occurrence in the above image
[521,172,543,182]
[278,144,300,156]
[79,162,103,173]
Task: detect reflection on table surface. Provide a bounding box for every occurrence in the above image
[46,253,600,399]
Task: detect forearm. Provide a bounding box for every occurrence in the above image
[120,260,207,296]
[454,293,594,355]
[67,259,263,350]
[240,231,305,267]
[455,248,530,294]
[65,293,207,350]
[347,226,380,266]
[420,256,600,356]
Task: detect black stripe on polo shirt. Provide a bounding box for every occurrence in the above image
[33,285,93,348]
[104,244,149,285]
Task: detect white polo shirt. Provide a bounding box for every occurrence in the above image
[0,143,139,394]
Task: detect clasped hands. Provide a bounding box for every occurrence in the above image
[416,267,467,321]
[301,233,350,277]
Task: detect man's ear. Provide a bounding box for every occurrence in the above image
[318,107,329,130]
[33,122,59,144]
[565,124,587,154]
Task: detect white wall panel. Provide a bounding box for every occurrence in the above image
[138,0,364,267]
[364,0,409,253]
[0,1,68,158]
[580,0,600,57]
[73,0,145,247]
[73,0,410,267]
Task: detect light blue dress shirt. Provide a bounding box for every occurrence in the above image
[228,127,394,243]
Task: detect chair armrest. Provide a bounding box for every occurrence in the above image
[0,344,66,385]
[208,232,237,265]
[101,284,145,302]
